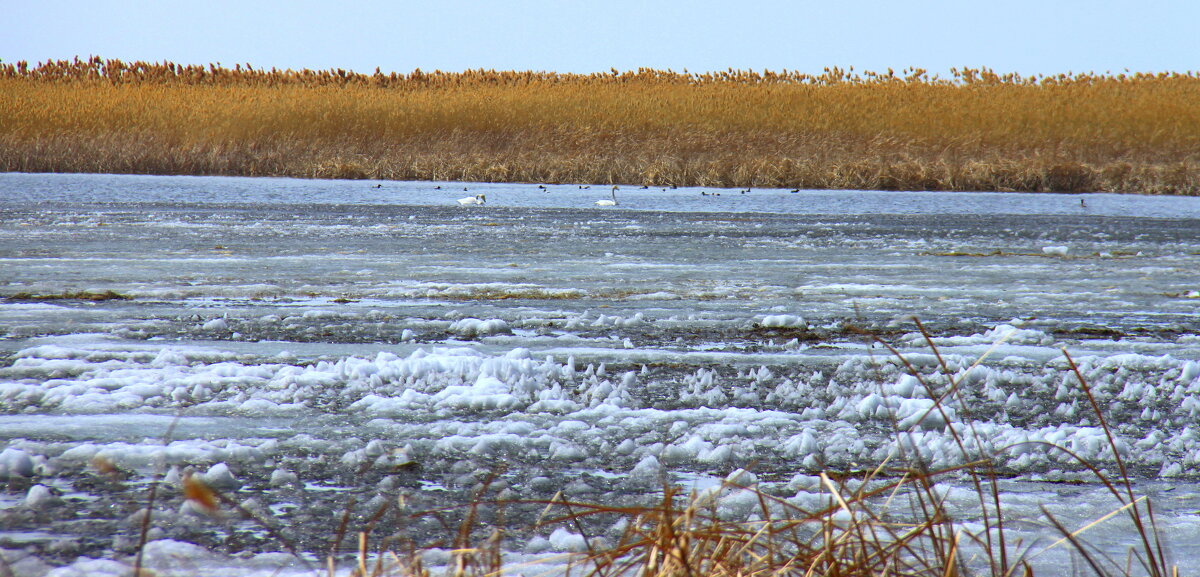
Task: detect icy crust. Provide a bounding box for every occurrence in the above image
[899,323,1056,347]
[9,538,581,577]
[4,336,1200,480]
[31,280,748,303]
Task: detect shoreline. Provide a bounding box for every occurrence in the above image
[3,146,1196,195]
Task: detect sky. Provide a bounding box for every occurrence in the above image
[2,1,1198,77]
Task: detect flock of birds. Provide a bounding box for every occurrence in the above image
[456,185,625,207]
[437,183,792,208]
[384,183,1096,209]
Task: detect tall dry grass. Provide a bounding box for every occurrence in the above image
[2,57,1199,193]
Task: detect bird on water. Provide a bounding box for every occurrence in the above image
[595,186,619,206]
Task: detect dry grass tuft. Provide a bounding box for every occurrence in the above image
[3,58,1199,193]
[5,290,131,302]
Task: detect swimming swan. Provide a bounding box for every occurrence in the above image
[595,186,619,207]
[457,194,486,206]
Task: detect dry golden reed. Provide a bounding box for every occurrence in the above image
[3,57,1199,193]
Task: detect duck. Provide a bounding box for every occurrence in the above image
[457,194,486,206]
[595,185,619,206]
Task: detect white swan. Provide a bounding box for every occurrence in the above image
[457,194,486,206]
[595,185,619,206]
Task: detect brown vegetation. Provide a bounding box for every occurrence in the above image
[2,57,1199,194]
[5,289,131,302]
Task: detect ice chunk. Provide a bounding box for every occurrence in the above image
[628,455,664,485]
[782,431,820,458]
[724,468,758,487]
[270,468,299,487]
[25,483,59,509]
[525,535,552,553]
[699,444,734,465]
[201,318,229,331]
[137,539,222,570]
[0,448,36,478]
[202,462,242,490]
[36,558,129,576]
[892,374,920,398]
[760,314,807,328]
[896,398,955,431]
[1180,360,1199,384]
[448,318,510,336]
[548,527,589,552]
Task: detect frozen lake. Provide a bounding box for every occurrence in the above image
[1,173,1199,575]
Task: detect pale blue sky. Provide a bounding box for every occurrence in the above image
[2,1,1197,76]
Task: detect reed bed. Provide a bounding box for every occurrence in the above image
[3,57,1199,193]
